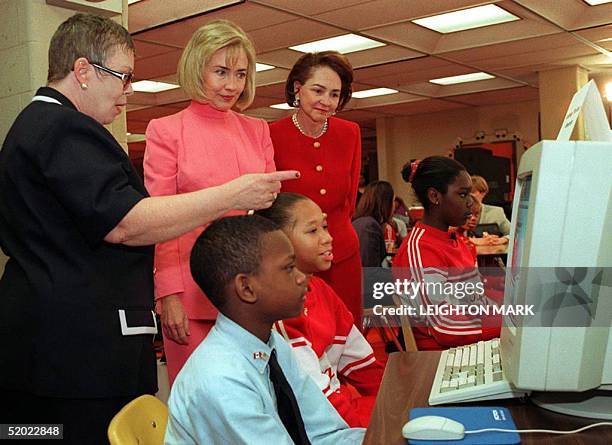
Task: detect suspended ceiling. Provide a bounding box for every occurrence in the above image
[126,0,612,146]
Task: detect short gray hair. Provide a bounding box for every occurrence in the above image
[47,13,134,83]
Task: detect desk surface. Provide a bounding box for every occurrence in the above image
[476,244,508,256]
[364,352,611,445]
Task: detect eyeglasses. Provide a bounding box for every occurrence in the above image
[90,62,134,89]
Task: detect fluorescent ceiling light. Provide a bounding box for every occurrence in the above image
[289,34,385,54]
[128,0,143,4]
[131,80,180,93]
[256,63,275,72]
[412,4,519,34]
[270,103,294,110]
[352,88,399,98]
[584,0,612,5]
[429,72,495,85]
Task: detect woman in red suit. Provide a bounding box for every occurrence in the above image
[270,51,363,327]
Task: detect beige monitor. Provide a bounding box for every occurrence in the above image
[500,140,612,419]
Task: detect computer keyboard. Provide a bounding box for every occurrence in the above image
[429,339,529,405]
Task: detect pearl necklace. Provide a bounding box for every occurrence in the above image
[292,113,328,139]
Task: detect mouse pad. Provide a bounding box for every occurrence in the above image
[408,407,521,444]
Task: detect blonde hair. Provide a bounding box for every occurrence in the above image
[470,175,489,194]
[178,20,256,110]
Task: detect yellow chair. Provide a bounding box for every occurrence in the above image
[108,395,168,445]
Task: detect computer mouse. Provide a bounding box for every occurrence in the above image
[402,415,465,441]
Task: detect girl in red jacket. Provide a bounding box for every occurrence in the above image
[394,157,501,350]
[258,193,384,427]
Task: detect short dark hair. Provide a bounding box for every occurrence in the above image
[405,156,467,209]
[255,192,310,229]
[190,215,280,310]
[285,51,353,111]
[48,13,135,83]
[353,181,395,224]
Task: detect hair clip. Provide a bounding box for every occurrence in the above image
[408,159,421,183]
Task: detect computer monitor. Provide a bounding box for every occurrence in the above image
[500,140,612,419]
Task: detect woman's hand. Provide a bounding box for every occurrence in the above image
[469,237,489,246]
[161,294,190,345]
[486,235,509,245]
[224,170,300,210]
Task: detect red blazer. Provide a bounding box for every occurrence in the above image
[270,116,361,262]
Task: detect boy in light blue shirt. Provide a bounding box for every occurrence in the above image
[165,215,366,444]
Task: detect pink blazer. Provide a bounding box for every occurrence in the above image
[144,101,275,320]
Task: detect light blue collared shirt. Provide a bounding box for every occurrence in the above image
[165,313,365,444]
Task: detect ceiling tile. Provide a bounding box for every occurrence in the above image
[365,98,467,116]
[439,32,603,73]
[254,82,286,99]
[353,56,444,81]
[129,0,243,33]
[248,19,343,53]
[449,85,539,106]
[513,0,612,31]
[253,0,371,17]
[134,39,178,59]
[135,2,296,47]
[134,49,182,80]
[313,0,489,31]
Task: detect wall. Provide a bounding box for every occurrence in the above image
[0,1,75,142]
[377,99,540,205]
[0,0,75,275]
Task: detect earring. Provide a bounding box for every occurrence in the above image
[80,83,88,90]
[292,96,300,108]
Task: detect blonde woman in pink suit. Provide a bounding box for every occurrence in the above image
[144,20,287,385]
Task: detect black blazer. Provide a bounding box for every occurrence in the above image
[0,87,156,398]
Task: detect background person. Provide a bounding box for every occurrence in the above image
[454,195,482,263]
[393,196,409,219]
[144,20,279,385]
[352,181,396,268]
[356,174,366,206]
[393,157,501,350]
[0,14,294,444]
[270,51,363,327]
[470,175,510,244]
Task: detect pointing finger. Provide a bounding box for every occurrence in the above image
[264,170,301,182]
